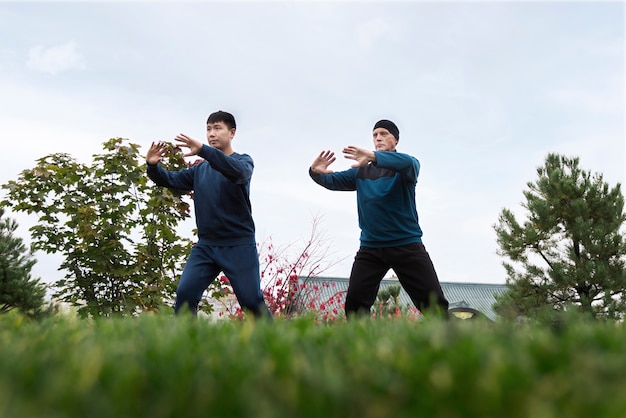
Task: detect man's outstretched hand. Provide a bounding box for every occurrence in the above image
[175,134,203,157]
[343,146,376,168]
[311,150,336,174]
[146,141,167,165]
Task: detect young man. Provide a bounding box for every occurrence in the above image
[309,119,449,319]
[146,110,271,319]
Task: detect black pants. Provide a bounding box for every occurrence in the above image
[345,243,449,318]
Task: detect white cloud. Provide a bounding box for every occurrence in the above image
[545,84,624,115]
[354,17,398,49]
[0,2,622,286]
[26,41,86,75]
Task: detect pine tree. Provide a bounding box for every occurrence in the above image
[494,153,626,320]
[0,208,47,317]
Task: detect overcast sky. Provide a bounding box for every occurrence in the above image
[0,1,624,287]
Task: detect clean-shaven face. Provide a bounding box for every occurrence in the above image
[372,127,398,151]
[206,121,235,151]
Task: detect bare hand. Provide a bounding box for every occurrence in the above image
[175,133,203,157]
[311,150,336,174]
[186,159,203,168]
[146,141,167,165]
[343,146,376,168]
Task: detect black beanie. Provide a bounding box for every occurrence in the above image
[373,119,399,141]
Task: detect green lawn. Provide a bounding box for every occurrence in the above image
[1,313,625,418]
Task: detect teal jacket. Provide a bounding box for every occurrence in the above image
[309,151,423,247]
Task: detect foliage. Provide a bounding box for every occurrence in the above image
[494,153,626,320]
[3,313,626,418]
[0,138,193,317]
[373,284,422,320]
[376,284,402,307]
[0,208,48,318]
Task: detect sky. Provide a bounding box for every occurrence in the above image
[0,1,624,287]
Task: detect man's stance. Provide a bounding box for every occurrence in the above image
[309,119,448,319]
[146,110,271,319]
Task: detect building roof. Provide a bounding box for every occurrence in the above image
[440,282,508,320]
[298,276,508,321]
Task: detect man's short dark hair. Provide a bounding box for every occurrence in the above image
[207,110,236,130]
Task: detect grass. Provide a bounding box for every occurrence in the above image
[1,312,626,418]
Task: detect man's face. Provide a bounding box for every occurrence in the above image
[206,121,235,151]
[372,128,398,151]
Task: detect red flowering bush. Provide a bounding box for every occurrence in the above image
[371,303,423,321]
[205,217,346,321]
[371,284,423,321]
[207,275,244,320]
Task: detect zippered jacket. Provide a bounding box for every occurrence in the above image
[309,150,423,247]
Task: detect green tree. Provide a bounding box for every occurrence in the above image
[373,283,411,319]
[1,138,193,317]
[0,208,47,318]
[494,153,626,320]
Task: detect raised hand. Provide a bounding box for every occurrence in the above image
[146,141,167,165]
[175,133,203,157]
[311,150,336,174]
[186,159,204,168]
[343,146,376,168]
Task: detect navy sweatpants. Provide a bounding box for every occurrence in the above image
[174,242,270,317]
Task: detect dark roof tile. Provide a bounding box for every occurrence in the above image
[298,276,508,320]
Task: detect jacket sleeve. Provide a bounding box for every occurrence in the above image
[198,145,253,184]
[146,163,195,191]
[309,167,358,191]
[373,151,420,183]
